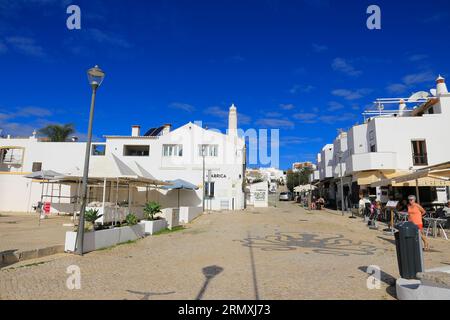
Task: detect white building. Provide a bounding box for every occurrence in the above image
[0,105,246,214]
[313,75,450,207]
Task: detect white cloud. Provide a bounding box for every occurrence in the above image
[204,106,227,118]
[386,83,409,95]
[327,101,345,111]
[402,71,434,86]
[169,102,195,112]
[331,58,362,77]
[255,118,294,129]
[5,36,45,57]
[290,84,315,94]
[331,88,372,100]
[279,104,295,110]
[88,28,132,48]
[408,54,428,62]
[293,113,317,123]
[204,106,251,124]
[312,43,328,52]
[386,71,435,95]
[280,136,322,146]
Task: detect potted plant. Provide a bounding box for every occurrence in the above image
[140,201,167,235]
[65,211,145,253]
[125,213,138,226]
[85,208,103,231]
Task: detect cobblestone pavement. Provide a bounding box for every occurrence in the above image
[0,212,73,252]
[1,202,449,300]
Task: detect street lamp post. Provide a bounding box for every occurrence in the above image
[338,152,345,216]
[202,145,206,212]
[75,65,105,256]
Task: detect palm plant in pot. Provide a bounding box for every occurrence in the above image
[85,208,103,231]
[141,201,166,235]
[143,201,162,221]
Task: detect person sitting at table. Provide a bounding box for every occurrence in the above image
[407,195,429,251]
[444,200,450,215]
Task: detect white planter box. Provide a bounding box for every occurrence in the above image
[139,219,167,235]
[179,206,203,224]
[65,224,145,253]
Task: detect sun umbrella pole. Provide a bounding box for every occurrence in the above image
[101,178,106,225]
[415,179,420,204]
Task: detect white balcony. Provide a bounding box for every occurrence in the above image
[346,152,397,173]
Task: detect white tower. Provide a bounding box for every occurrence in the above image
[228,103,238,136]
[436,75,448,96]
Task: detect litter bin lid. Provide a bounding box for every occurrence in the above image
[395,221,419,236]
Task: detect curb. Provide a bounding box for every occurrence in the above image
[0,245,64,268]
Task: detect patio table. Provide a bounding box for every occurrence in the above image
[398,212,409,222]
[424,217,448,240]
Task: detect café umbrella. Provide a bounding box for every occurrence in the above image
[161,179,199,209]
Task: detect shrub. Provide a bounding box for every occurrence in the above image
[143,201,162,221]
[125,213,138,226]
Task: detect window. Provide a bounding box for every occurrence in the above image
[205,181,215,198]
[412,140,428,166]
[0,147,24,165]
[162,144,183,157]
[199,144,218,157]
[92,144,106,156]
[123,145,149,156]
[32,162,42,172]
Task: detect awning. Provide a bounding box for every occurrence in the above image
[59,154,171,186]
[355,170,402,186]
[370,162,450,188]
[25,170,64,180]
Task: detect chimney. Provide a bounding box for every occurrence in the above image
[399,99,407,116]
[436,75,448,96]
[228,103,238,136]
[162,124,171,135]
[131,125,141,137]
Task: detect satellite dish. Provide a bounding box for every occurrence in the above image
[430,89,437,97]
[408,91,430,102]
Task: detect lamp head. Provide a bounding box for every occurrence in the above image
[87,65,105,89]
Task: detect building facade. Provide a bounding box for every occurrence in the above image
[312,75,450,208]
[0,105,246,213]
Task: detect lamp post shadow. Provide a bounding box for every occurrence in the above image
[195,265,224,300]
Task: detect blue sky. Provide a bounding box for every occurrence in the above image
[0,0,449,169]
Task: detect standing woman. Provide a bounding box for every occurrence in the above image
[407,195,429,250]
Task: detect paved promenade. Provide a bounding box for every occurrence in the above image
[0,212,72,252]
[1,202,449,300]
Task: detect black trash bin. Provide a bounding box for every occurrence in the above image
[394,222,424,279]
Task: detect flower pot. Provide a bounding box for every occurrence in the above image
[65,224,145,253]
[139,219,167,235]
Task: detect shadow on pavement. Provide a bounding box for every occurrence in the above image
[196,265,224,300]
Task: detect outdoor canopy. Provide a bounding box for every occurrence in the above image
[25,170,64,180]
[161,179,199,208]
[61,154,171,186]
[370,161,450,188]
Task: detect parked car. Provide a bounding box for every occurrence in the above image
[279,192,293,201]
